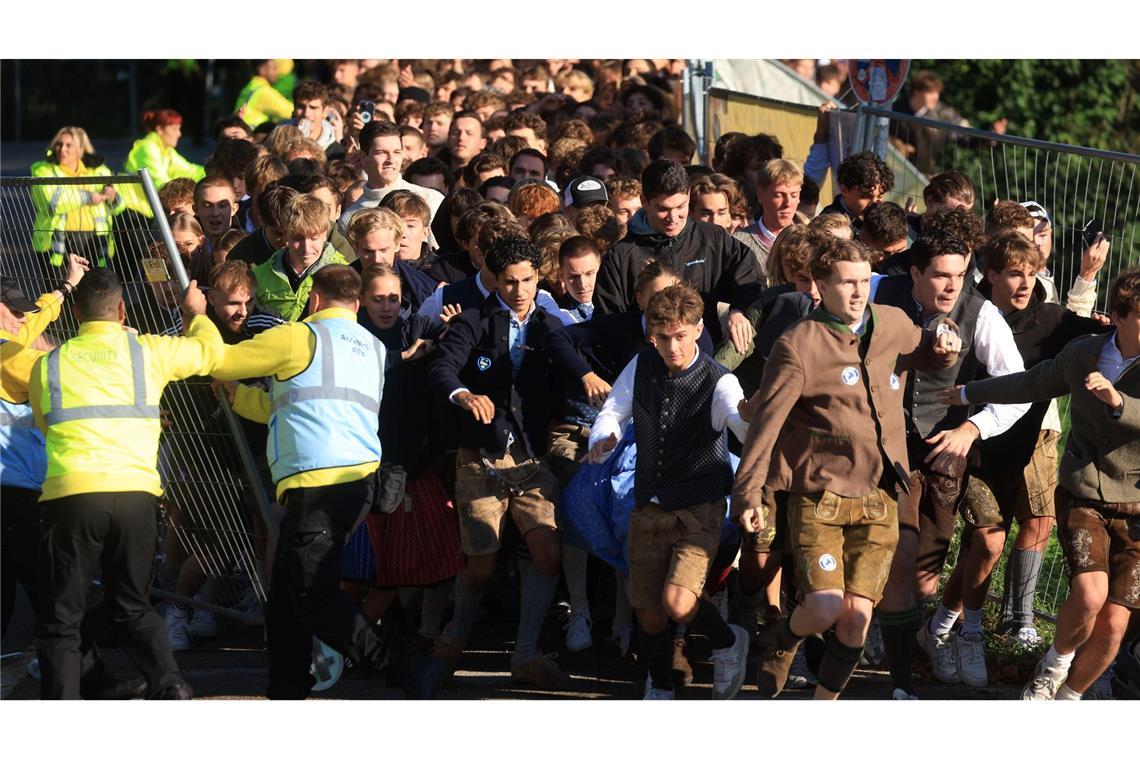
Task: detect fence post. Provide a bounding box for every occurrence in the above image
[137,168,280,558]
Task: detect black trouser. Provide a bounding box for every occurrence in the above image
[267,475,407,698]
[2,486,43,636]
[36,491,181,699]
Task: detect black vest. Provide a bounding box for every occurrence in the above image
[874,275,985,438]
[441,276,488,312]
[632,351,734,510]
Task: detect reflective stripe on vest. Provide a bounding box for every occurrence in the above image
[269,321,385,415]
[266,319,385,484]
[44,332,160,425]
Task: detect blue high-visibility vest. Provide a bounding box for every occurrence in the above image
[267,319,385,483]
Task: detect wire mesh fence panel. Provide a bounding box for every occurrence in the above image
[863,105,1140,311]
[0,173,271,623]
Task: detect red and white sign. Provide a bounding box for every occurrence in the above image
[848,59,910,106]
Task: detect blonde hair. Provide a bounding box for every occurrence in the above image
[170,212,205,239]
[346,207,405,247]
[264,124,305,158]
[808,212,853,240]
[48,126,95,161]
[280,194,332,238]
[757,159,804,189]
[556,69,595,100]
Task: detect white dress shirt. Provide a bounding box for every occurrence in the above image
[965,299,1030,439]
[588,351,750,456]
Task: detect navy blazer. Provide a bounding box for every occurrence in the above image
[427,293,563,458]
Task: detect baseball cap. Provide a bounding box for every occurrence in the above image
[1,279,39,314]
[1019,200,1051,227]
[564,176,609,208]
[397,87,431,105]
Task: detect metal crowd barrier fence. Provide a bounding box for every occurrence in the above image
[0,169,274,624]
[859,104,1140,312]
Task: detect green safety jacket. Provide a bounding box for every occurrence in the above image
[253,244,347,322]
[120,131,206,216]
[234,75,294,129]
[29,158,124,266]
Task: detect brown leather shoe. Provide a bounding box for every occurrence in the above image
[510,655,569,690]
[755,636,801,698]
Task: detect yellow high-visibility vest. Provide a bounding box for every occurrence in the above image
[31,317,224,500]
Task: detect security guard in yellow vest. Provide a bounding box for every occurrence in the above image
[29,268,225,700]
[212,264,440,699]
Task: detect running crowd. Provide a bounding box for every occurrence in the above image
[1,58,1138,702]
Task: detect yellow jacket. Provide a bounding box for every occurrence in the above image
[120,131,207,216]
[211,307,379,500]
[29,159,124,264]
[234,75,294,129]
[30,316,225,500]
[0,289,64,404]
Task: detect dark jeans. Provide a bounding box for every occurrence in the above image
[36,491,181,699]
[267,474,408,698]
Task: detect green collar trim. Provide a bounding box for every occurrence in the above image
[808,305,878,335]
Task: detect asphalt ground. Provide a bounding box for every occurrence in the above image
[2,567,1021,701]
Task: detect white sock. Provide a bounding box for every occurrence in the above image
[1055,683,1082,701]
[512,558,558,664]
[930,605,960,636]
[1044,644,1075,672]
[960,608,983,636]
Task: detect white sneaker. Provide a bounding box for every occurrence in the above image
[1022,655,1069,700]
[710,624,750,700]
[563,609,593,652]
[786,645,816,689]
[1014,626,1044,649]
[892,687,919,700]
[643,674,674,700]
[916,620,959,683]
[610,622,633,659]
[189,609,219,639]
[954,631,988,687]
[165,606,191,652]
[863,614,886,666]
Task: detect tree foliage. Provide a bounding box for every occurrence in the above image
[913,59,1139,155]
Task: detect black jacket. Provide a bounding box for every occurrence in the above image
[359,311,446,475]
[427,294,563,458]
[593,211,763,343]
[974,280,1111,475]
[546,310,715,388]
[820,195,861,233]
[427,249,476,284]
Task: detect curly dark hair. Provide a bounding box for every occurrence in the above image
[837,151,895,194]
[921,206,984,252]
[485,234,543,276]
